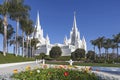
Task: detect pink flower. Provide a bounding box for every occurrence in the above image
[64,71,69,76]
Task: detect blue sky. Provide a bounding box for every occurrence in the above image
[0,0,120,53]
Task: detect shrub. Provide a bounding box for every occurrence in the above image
[71,48,85,60]
[35,53,46,59]
[106,60,114,64]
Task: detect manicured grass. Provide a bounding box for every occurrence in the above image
[0,52,120,67]
[46,61,120,67]
[0,53,35,64]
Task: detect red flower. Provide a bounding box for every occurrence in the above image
[64,71,69,76]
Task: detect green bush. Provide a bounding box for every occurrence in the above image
[35,53,46,59]
[12,68,98,80]
[114,58,120,63]
[94,59,105,63]
[106,60,114,64]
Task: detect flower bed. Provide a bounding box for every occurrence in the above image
[12,65,98,80]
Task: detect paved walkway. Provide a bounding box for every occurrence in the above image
[92,71,120,80]
[0,61,40,80]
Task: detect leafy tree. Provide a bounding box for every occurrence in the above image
[71,48,85,60]
[71,52,76,60]
[86,50,95,61]
[74,48,85,60]
[49,46,62,59]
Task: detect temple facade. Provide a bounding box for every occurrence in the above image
[32,12,87,56]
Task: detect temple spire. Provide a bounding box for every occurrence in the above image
[36,11,40,28]
[73,11,77,31]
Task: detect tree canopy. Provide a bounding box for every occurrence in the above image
[49,46,62,59]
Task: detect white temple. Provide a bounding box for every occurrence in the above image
[32,12,87,56]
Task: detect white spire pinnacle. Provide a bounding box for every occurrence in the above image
[46,34,50,44]
[36,11,40,28]
[82,36,87,51]
[64,35,68,45]
[46,34,49,41]
[70,12,79,45]
[73,11,77,31]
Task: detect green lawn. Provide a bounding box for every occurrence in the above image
[0,53,35,64]
[0,53,120,67]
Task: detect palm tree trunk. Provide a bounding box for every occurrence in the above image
[7,40,9,53]
[29,39,31,57]
[112,48,115,54]
[105,49,107,61]
[112,48,115,58]
[3,14,7,56]
[13,45,15,54]
[107,49,109,60]
[26,35,29,57]
[93,46,95,52]
[117,46,119,60]
[99,48,101,58]
[93,46,96,60]
[15,19,19,56]
[32,46,36,57]
[31,47,33,57]
[18,43,20,55]
[22,31,25,57]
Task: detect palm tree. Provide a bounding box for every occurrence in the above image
[9,36,16,54]
[111,39,117,56]
[103,38,112,60]
[113,33,120,59]
[19,18,34,57]
[24,19,34,57]
[19,18,28,57]
[9,0,30,56]
[17,36,22,55]
[7,24,15,52]
[0,0,11,56]
[0,21,15,53]
[31,38,39,57]
[90,39,97,52]
[96,36,105,58]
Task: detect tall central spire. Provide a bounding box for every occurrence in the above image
[36,11,40,28]
[73,11,77,31]
[70,12,80,45]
